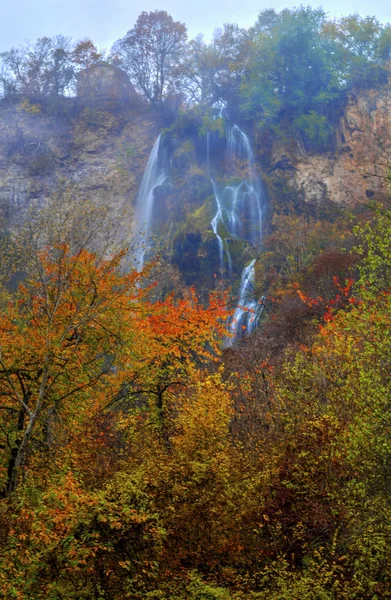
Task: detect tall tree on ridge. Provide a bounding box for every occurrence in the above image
[112,10,187,115]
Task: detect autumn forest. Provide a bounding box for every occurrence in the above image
[1,5,391,600]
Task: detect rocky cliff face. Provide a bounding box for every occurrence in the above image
[0,99,159,245]
[0,83,390,285]
[268,82,391,210]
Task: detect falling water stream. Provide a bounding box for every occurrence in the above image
[228,260,266,344]
[133,134,167,269]
[208,118,265,341]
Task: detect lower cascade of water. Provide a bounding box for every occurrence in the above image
[227,259,265,345]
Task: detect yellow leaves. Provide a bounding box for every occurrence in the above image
[0,241,158,489]
[18,99,41,115]
[171,370,234,468]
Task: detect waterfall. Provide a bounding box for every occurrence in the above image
[133,118,266,343]
[210,180,224,274]
[133,134,167,269]
[205,115,265,342]
[209,119,264,278]
[228,259,265,344]
[225,124,263,246]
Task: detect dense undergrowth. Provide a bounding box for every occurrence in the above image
[0,187,391,599]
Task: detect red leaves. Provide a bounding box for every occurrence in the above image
[296,274,357,326]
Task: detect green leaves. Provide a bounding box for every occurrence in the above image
[239,8,391,147]
[354,209,391,296]
[293,111,333,150]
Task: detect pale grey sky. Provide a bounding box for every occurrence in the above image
[1,0,390,52]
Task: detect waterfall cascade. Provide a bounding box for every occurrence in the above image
[207,118,265,341]
[228,259,266,345]
[133,134,167,269]
[210,179,225,274]
[133,115,266,343]
[208,121,263,278]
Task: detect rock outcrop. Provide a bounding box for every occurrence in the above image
[269,83,391,208]
[0,100,159,245]
[76,62,138,102]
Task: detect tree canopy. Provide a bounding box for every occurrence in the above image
[111,10,187,115]
[1,7,390,145]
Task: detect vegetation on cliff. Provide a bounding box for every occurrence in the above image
[1,6,391,141]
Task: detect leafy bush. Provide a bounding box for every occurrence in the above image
[293,111,332,150]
